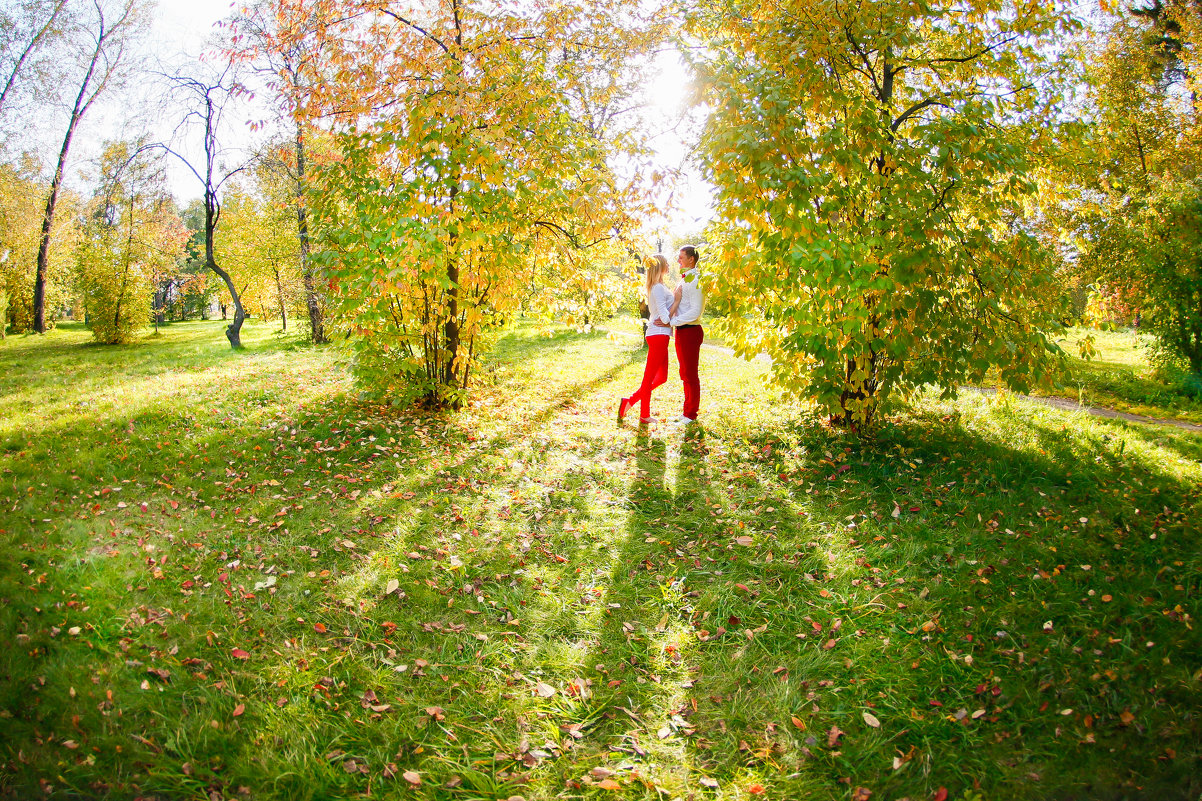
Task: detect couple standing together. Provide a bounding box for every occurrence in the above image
[618,246,704,425]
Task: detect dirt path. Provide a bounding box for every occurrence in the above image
[604,326,1202,435]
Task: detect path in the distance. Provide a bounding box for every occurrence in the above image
[602,325,1202,435]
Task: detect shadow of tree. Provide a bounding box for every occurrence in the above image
[2,325,1199,801]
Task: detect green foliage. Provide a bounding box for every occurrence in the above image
[304,0,660,407]
[689,0,1079,429]
[0,155,75,332]
[1063,5,1202,382]
[1147,330,1202,398]
[76,141,187,344]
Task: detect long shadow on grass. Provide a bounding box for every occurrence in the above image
[4,327,1199,801]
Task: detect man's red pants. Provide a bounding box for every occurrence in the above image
[674,325,703,420]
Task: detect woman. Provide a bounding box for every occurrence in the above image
[619,254,678,423]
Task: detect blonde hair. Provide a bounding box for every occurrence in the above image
[643,254,669,296]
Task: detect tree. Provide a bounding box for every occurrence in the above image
[215,166,301,331]
[76,140,188,343]
[224,1,331,343]
[0,0,69,118]
[1064,3,1202,386]
[0,154,78,333]
[31,0,143,333]
[158,63,256,349]
[688,0,1080,429]
[297,0,662,406]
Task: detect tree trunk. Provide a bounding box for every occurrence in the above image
[295,126,325,343]
[443,184,460,391]
[273,264,287,331]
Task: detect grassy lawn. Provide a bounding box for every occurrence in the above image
[1,319,1200,800]
[1026,328,1202,425]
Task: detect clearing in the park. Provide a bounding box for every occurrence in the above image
[1,320,1199,800]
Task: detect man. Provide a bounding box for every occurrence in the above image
[654,245,704,424]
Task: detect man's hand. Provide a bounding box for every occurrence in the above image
[674,284,683,300]
[653,318,669,327]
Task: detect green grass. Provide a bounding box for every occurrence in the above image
[2,319,1200,800]
[1032,328,1202,424]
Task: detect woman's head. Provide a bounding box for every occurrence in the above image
[643,254,669,294]
[678,245,699,272]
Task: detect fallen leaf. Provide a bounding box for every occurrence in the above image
[536,682,556,698]
[748,785,766,795]
[232,703,245,717]
[403,770,421,786]
[231,648,250,660]
[385,579,400,595]
[862,711,880,728]
[597,779,622,790]
[827,725,844,747]
[700,777,719,788]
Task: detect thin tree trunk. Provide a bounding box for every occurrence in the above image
[33,9,105,334]
[443,183,460,390]
[273,264,287,331]
[295,126,324,343]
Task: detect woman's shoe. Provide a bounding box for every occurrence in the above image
[618,398,632,422]
[638,417,653,424]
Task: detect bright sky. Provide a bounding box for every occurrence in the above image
[108,1,713,232]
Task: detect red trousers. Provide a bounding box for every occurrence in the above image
[675,325,703,419]
[625,334,669,418]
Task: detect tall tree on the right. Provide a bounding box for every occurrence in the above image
[1066,1,1202,387]
[689,0,1080,429]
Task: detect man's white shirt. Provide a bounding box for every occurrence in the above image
[670,268,703,327]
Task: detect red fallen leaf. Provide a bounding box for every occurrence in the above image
[929,700,943,707]
[231,648,251,660]
[735,583,751,592]
[823,638,837,649]
[232,703,245,716]
[791,715,806,729]
[933,788,948,801]
[597,779,622,790]
[748,784,766,795]
[314,623,327,633]
[169,500,179,509]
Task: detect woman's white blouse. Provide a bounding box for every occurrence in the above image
[645,283,673,337]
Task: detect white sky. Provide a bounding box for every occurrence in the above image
[86,0,713,232]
